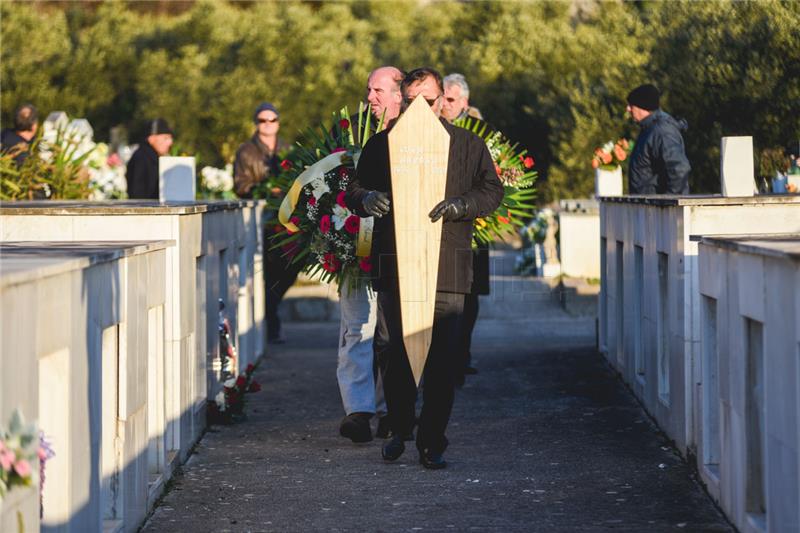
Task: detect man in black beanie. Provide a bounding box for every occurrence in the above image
[126,118,174,199]
[625,84,691,194]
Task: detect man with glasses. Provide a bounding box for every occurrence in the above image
[346,67,503,469]
[234,102,299,344]
[441,73,483,123]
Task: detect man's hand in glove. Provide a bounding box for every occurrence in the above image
[429,197,467,222]
[363,190,391,217]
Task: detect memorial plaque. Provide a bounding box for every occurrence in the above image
[159,156,196,202]
[388,95,450,385]
[720,136,756,197]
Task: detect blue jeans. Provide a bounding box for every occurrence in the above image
[337,284,386,416]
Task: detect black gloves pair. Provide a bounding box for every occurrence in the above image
[362,191,467,223]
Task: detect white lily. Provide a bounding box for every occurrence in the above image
[310,176,330,200]
[331,204,350,230]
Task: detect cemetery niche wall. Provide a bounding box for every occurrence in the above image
[0,199,267,532]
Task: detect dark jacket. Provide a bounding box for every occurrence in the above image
[126,141,159,199]
[346,118,503,294]
[1,129,32,166]
[233,134,281,199]
[628,110,691,195]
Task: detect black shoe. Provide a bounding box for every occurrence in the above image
[419,449,447,470]
[375,416,391,439]
[464,366,478,375]
[339,413,373,443]
[381,435,405,461]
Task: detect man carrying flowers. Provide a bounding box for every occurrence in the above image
[346,67,503,469]
[337,67,405,444]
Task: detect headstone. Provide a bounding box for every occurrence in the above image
[388,95,450,385]
[720,136,757,196]
[159,156,196,202]
[594,166,623,197]
[542,210,561,278]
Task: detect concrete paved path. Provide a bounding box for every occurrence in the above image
[142,275,732,532]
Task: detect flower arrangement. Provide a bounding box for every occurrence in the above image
[271,103,384,289]
[1,410,51,504]
[454,117,538,246]
[210,363,261,424]
[591,138,633,170]
[199,163,236,200]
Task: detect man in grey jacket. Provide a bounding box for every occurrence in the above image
[626,84,691,194]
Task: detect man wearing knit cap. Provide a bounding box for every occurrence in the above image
[625,84,691,195]
[126,118,174,199]
[234,102,299,344]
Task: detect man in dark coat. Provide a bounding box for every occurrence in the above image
[346,67,503,469]
[626,84,691,195]
[1,103,39,167]
[126,118,174,199]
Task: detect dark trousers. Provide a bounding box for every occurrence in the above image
[264,248,303,339]
[375,289,464,454]
[459,292,480,372]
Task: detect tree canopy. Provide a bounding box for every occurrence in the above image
[2,0,798,201]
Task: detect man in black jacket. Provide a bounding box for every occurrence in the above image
[126,118,174,199]
[346,67,503,469]
[626,84,691,194]
[1,103,38,167]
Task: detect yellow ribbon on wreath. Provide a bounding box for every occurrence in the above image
[278,151,373,257]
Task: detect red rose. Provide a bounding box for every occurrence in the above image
[247,381,262,393]
[359,256,372,273]
[339,118,350,130]
[523,156,535,169]
[287,216,302,235]
[320,215,331,234]
[308,196,317,206]
[344,215,360,234]
[236,375,247,388]
[246,363,255,374]
[331,147,346,154]
[322,253,340,272]
[280,159,292,171]
[336,190,347,208]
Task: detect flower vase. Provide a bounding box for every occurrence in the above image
[594,166,623,197]
[771,172,787,194]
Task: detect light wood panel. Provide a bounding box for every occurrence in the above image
[388,95,450,385]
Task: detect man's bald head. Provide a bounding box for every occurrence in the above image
[366,66,404,124]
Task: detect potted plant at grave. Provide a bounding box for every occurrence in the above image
[591,139,634,197]
[759,147,793,194]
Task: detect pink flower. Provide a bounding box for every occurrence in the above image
[331,147,347,154]
[523,156,535,169]
[336,191,347,208]
[13,459,31,478]
[344,215,360,234]
[0,448,15,471]
[308,196,317,206]
[359,256,372,273]
[280,159,293,171]
[287,216,302,235]
[107,153,122,167]
[38,447,47,461]
[320,215,331,234]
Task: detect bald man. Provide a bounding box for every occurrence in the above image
[337,66,404,444]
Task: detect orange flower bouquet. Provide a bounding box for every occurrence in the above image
[591,139,633,171]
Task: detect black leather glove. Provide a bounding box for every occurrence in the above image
[363,190,391,217]
[429,197,467,222]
